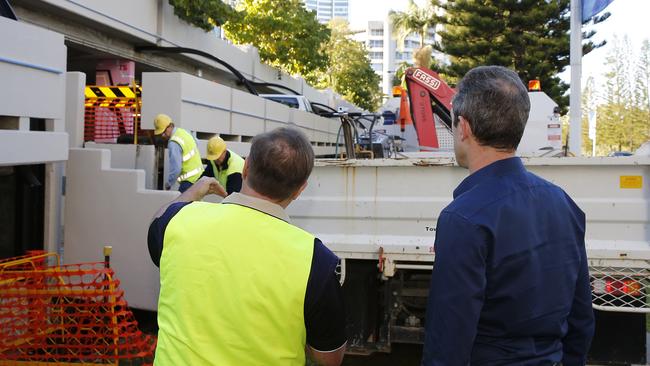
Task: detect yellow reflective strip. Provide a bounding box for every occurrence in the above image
[178,167,203,182]
[98,87,117,98]
[170,136,185,146]
[182,149,196,162]
[119,87,136,98]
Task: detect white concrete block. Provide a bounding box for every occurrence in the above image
[0,17,66,120]
[65,72,86,148]
[265,100,292,127]
[0,131,68,166]
[141,73,182,130]
[180,74,231,133]
[231,89,265,137]
[64,148,178,310]
[291,110,315,140]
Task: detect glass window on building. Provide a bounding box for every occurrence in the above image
[370,29,384,36]
[369,52,384,59]
[369,40,383,48]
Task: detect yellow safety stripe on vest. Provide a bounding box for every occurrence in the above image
[181,148,196,162]
[169,135,185,147]
[177,167,203,182]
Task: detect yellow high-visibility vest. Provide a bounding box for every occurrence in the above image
[169,128,203,183]
[209,150,244,189]
[155,201,314,366]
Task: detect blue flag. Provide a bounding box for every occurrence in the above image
[582,0,614,22]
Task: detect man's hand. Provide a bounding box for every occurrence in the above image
[152,177,226,221]
[190,177,227,199]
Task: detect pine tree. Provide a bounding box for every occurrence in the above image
[437,0,602,112]
[597,36,650,153]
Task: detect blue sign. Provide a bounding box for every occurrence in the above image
[582,0,614,22]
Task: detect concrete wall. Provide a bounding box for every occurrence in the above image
[0,17,69,165]
[65,72,86,149]
[32,0,353,109]
[0,17,69,255]
[85,143,157,189]
[0,16,66,120]
[64,148,177,310]
[141,72,341,157]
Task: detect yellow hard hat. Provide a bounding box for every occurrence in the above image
[207,136,227,160]
[153,114,172,135]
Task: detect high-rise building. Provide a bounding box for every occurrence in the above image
[355,19,439,96]
[304,0,349,23]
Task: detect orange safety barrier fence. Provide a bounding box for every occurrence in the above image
[84,85,146,144]
[0,252,156,365]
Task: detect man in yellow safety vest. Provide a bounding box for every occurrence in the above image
[201,136,244,197]
[153,113,204,192]
[148,128,347,366]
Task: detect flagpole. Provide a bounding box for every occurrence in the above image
[569,0,582,156]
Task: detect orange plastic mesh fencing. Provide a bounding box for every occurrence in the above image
[84,86,145,143]
[0,252,156,365]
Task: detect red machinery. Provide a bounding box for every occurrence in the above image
[404,67,456,149]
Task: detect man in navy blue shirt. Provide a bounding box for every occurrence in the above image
[422,66,594,366]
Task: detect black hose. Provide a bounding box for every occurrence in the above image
[249,81,301,95]
[135,46,259,95]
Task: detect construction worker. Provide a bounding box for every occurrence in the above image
[147,128,347,366]
[201,136,244,196]
[153,114,204,192]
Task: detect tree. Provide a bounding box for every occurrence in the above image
[223,0,330,76]
[437,0,604,112]
[168,0,234,30]
[306,20,382,111]
[168,0,330,76]
[589,36,650,154]
[389,0,441,48]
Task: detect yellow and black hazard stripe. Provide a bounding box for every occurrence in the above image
[84,85,142,99]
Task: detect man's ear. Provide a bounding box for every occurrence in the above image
[291,180,308,201]
[242,159,249,179]
[459,116,473,141]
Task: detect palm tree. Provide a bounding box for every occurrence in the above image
[389,0,440,49]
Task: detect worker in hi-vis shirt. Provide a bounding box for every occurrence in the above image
[201,136,244,196]
[148,128,347,366]
[153,114,204,192]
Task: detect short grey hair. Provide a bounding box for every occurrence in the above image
[452,66,531,151]
[247,128,314,201]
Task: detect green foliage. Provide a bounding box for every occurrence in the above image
[168,0,329,76]
[168,0,234,30]
[306,20,382,111]
[389,0,441,48]
[581,37,650,155]
[437,0,602,112]
[223,0,330,76]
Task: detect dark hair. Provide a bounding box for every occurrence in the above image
[247,127,314,201]
[452,66,530,151]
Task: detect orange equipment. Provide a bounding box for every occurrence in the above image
[0,251,156,365]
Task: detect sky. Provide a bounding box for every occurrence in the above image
[348,0,650,88]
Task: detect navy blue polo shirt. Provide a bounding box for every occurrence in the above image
[148,194,347,352]
[423,157,594,366]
